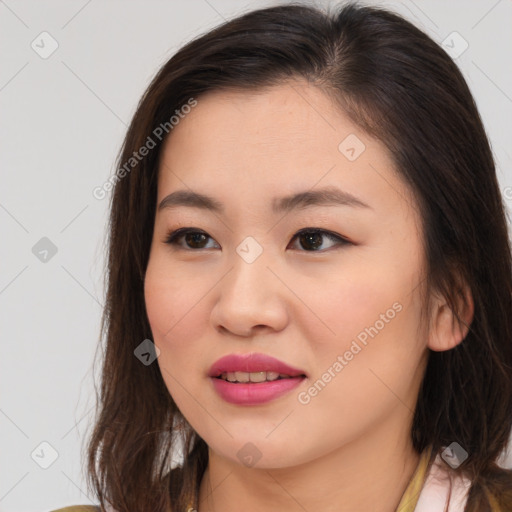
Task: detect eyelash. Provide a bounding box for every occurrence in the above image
[163,227,351,252]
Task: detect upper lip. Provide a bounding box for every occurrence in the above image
[208,352,307,378]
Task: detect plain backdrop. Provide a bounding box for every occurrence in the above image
[1,0,511,510]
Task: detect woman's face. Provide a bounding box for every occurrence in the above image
[144,81,430,468]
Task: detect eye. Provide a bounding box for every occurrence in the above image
[164,228,219,250]
[163,227,351,252]
[288,228,351,252]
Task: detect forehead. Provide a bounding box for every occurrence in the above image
[156,81,419,224]
[161,82,350,158]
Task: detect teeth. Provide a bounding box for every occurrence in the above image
[220,371,289,383]
[234,371,250,383]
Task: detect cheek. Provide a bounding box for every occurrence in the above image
[306,263,401,346]
[303,254,424,383]
[144,266,210,418]
[144,257,206,372]
[145,249,196,333]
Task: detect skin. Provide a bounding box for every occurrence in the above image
[144,80,473,512]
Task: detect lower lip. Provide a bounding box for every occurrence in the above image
[210,376,305,405]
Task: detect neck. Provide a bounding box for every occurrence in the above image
[197,410,421,512]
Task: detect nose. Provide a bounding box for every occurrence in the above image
[210,247,289,337]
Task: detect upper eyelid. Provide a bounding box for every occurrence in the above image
[166,227,345,239]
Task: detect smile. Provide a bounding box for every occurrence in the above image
[217,371,299,383]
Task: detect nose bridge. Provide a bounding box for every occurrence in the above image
[212,235,287,334]
[227,234,272,300]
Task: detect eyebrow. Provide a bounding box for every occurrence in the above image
[157,186,372,215]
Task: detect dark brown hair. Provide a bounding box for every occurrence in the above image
[86,2,512,511]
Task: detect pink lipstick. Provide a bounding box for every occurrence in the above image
[208,352,307,405]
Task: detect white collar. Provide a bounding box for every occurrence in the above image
[414,452,472,511]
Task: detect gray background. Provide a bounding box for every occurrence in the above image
[1,0,511,510]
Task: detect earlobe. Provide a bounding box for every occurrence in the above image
[427,286,474,352]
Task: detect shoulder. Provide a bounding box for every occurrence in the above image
[414,452,472,512]
[49,506,101,512]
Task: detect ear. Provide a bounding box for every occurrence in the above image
[427,283,474,352]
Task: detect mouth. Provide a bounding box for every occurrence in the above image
[208,352,308,382]
[208,356,308,405]
[214,371,307,383]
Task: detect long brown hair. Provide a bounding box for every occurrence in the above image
[86,2,512,511]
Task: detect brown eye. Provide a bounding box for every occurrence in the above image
[182,232,209,249]
[288,229,350,252]
[164,229,218,250]
[163,227,350,252]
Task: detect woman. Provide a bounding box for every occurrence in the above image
[52,2,512,511]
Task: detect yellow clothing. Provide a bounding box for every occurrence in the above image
[49,445,474,512]
[396,444,435,511]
